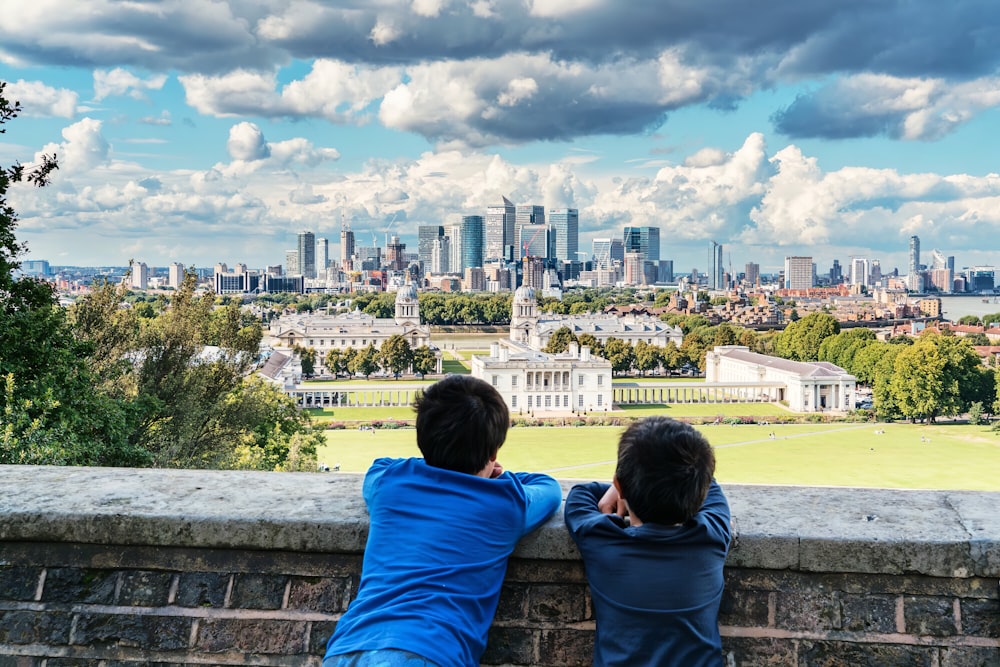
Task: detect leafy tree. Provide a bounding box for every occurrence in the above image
[380,334,413,378]
[888,333,983,423]
[295,346,317,378]
[775,312,839,361]
[412,346,437,377]
[602,337,635,376]
[958,315,982,326]
[361,292,396,319]
[324,348,349,377]
[633,341,662,376]
[660,341,682,372]
[679,325,715,369]
[577,333,602,356]
[968,401,985,426]
[350,343,380,379]
[963,332,990,346]
[543,326,578,353]
[818,328,876,375]
[982,312,1000,328]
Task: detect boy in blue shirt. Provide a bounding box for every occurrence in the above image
[564,417,731,667]
[324,375,562,667]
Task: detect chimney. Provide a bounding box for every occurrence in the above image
[490,342,500,358]
[581,346,591,361]
[569,342,579,358]
[499,345,509,363]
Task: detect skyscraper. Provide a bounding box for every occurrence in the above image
[515,204,545,258]
[908,235,921,292]
[340,222,355,271]
[418,225,444,268]
[623,226,660,261]
[485,196,515,261]
[298,230,316,278]
[520,223,549,259]
[745,262,760,287]
[460,215,484,272]
[784,256,813,290]
[709,241,723,290]
[168,262,185,288]
[317,238,329,274]
[850,257,869,288]
[549,208,579,263]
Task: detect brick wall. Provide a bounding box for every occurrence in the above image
[1,466,997,666]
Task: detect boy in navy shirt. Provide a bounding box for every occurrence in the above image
[565,417,731,667]
[325,375,562,667]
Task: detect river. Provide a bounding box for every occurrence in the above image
[938,295,1000,321]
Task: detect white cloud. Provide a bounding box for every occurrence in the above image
[370,20,401,46]
[5,79,77,117]
[226,122,271,161]
[35,117,110,173]
[93,68,167,101]
[529,0,605,18]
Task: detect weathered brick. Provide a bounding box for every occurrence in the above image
[73,613,191,651]
[175,572,230,608]
[287,576,349,613]
[38,660,93,666]
[0,657,41,667]
[494,583,529,622]
[118,570,173,606]
[42,568,118,604]
[196,618,307,654]
[537,628,593,667]
[483,626,535,665]
[939,646,1000,667]
[310,621,337,655]
[797,640,936,667]
[0,610,72,645]
[507,558,587,584]
[0,566,40,601]
[527,584,588,623]
[719,588,770,627]
[774,590,842,631]
[229,573,287,609]
[960,597,1000,637]
[904,596,956,636]
[840,593,897,633]
[720,636,795,666]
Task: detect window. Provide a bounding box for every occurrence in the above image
[564,395,569,407]
[544,396,551,407]
[511,396,518,408]
[492,375,498,387]
[309,340,314,346]
[597,395,603,407]
[578,375,583,386]
[597,375,604,386]
[578,395,584,407]
[511,376,518,388]
[527,396,533,408]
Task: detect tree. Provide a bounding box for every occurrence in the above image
[633,341,662,376]
[350,343,380,379]
[295,345,317,377]
[602,337,635,376]
[888,333,983,423]
[958,315,982,326]
[380,334,413,378]
[324,348,349,377]
[577,333,602,356]
[543,326,578,353]
[775,312,840,361]
[963,332,990,346]
[411,346,437,377]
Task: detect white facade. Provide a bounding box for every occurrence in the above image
[704,346,856,413]
[509,286,683,349]
[471,340,612,414]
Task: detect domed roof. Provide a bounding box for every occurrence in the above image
[395,283,418,302]
[514,285,536,301]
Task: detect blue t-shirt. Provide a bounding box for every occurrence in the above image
[325,457,562,667]
[564,480,731,667]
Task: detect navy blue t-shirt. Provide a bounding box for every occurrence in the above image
[564,480,731,667]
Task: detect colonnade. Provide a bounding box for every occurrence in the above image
[613,382,786,405]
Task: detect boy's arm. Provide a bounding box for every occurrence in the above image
[699,479,732,542]
[361,457,395,506]
[563,482,610,535]
[513,472,563,534]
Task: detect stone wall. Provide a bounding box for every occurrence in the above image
[1,466,997,666]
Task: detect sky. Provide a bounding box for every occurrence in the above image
[2,0,1000,276]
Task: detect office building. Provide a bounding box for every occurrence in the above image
[709,241,723,290]
[130,262,149,290]
[418,225,444,269]
[515,205,545,258]
[285,250,299,275]
[460,215,485,272]
[485,196,516,262]
[623,226,660,261]
[168,262,185,288]
[850,257,869,288]
[317,238,329,273]
[908,235,920,292]
[659,260,674,283]
[745,262,760,287]
[549,208,579,263]
[386,235,407,272]
[784,256,814,290]
[298,230,316,278]
[340,223,355,271]
[430,237,451,274]
[830,260,842,285]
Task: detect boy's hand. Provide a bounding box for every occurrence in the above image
[598,485,626,517]
[490,461,504,478]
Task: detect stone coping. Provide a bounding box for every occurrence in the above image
[1,465,997,578]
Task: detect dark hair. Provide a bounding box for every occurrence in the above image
[413,375,510,474]
[615,417,715,525]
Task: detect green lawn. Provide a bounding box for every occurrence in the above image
[318,422,1000,491]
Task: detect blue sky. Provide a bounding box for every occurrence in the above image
[2,0,1000,275]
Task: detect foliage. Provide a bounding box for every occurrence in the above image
[968,401,985,425]
[601,337,635,376]
[411,345,437,376]
[774,312,840,361]
[887,333,984,423]
[379,334,413,378]
[543,326,577,353]
[294,345,317,377]
[350,343,380,378]
[958,315,982,326]
[324,348,349,377]
[633,340,661,376]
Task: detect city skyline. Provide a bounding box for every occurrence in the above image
[2,1,1000,273]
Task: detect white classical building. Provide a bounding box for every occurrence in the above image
[509,286,683,350]
[704,346,857,413]
[267,284,440,375]
[471,340,613,415]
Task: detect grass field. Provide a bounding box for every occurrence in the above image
[318,422,1000,491]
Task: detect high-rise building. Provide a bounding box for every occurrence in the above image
[386,235,407,271]
[485,196,515,262]
[168,262,185,288]
[784,256,813,290]
[418,225,444,268]
[460,215,484,272]
[592,238,612,268]
[745,262,760,287]
[297,231,316,278]
[624,252,646,286]
[907,235,920,291]
[431,237,450,274]
[520,223,549,259]
[340,223,355,271]
[317,238,329,273]
[623,226,660,261]
[709,241,723,290]
[515,204,545,258]
[659,260,674,283]
[285,250,299,275]
[830,259,842,285]
[850,257,869,288]
[549,208,579,263]
[130,262,149,290]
